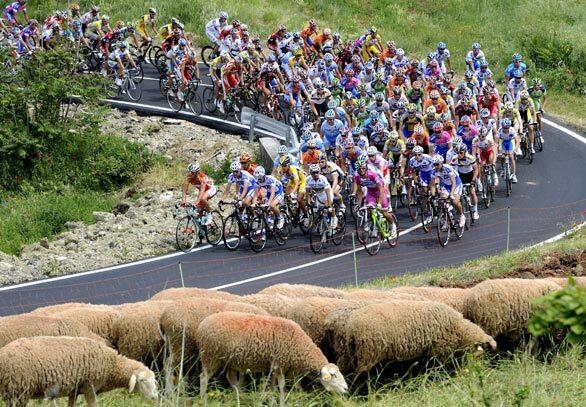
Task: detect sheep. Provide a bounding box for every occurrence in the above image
[159,298,268,383]
[30,302,108,316]
[0,336,158,407]
[110,300,173,367]
[326,301,496,374]
[51,306,122,344]
[257,283,345,299]
[150,287,241,302]
[388,286,469,313]
[0,314,109,349]
[196,311,348,407]
[240,293,303,317]
[342,288,427,302]
[462,278,562,339]
[545,276,586,288]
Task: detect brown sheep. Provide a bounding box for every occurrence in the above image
[51,306,122,344]
[545,276,586,288]
[257,283,345,299]
[30,302,107,316]
[388,286,469,313]
[342,288,427,302]
[240,293,303,317]
[150,287,241,302]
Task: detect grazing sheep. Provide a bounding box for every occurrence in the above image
[150,287,241,302]
[545,276,586,288]
[0,336,158,407]
[240,293,303,317]
[0,314,109,348]
[51,306,121,344]
[342,288,427,302]
[328,301,496,374]
[388,286,469,313]
[257,283,345,299]
[196,311,348,407]
[463,278,561,339]
[159,298,268,381]
[111,301,173,366]
[30,302,107,316]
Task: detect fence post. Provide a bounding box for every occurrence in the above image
[506,207,511,252]
[352,233,359,287]
[178,262,185,288]
[248,114,256,142]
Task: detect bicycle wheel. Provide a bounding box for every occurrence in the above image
[436,207,451,247]
[201,45,215,67]
[354,209,369,244]
[148,45,161,66]
[298,209,313,235]
[527,138,534,164]
[406,186,419,221]
[309,216,326,254]
[534,128,543,152]
[385,213,399,248]
[126,77,142,101]
[274,214,292,246]
[188,92,203,116]
[461,197,472,230]
[202,87,217,113]
[481,174,491,208]
[222,214,241,250]
[175,216,198,252]
[363,220,381,256]
[504,165,512,197]
[331,211,346,246]
[167,90,184,112]
[248,215,267,253]
[204,210,223,245]
[420,198,433,233]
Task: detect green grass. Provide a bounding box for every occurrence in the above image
[30,0,586,128]
[0,191,116,255]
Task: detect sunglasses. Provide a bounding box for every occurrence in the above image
[368,154,376,157]
[415,153,422,156]
[307,146,316,149]
[311,171,319,175]
[433,163,441,166]
[463,125,470,128]
[431,97,439,101]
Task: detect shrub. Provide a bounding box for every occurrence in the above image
[528,278,586,345]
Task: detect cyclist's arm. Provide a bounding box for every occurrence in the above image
[449,174,456,197]
[128,54,137,68]
[181,177,191,205]
[238,180,250,200]
[221,182,233,201]
[377,183,384,206]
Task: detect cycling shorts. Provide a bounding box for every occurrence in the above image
[419,170,433,187]
[500,140,514,153]
[310,190,333,208]
[3,11,16,24]
[239,186,256,199]
[459,171,474,185]
[440,184,463,197]
[478,149,494,164]
[364,188,390,210]
[222,73,238,91]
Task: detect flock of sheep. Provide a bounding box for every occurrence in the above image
[0,276,582,406]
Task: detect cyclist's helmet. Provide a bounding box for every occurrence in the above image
[366,146,378,156]
[230,161,241,171]
[437,41,446,50]
[369,110,380,119]
[373,123,385,133]
[309,164,320,173]
[406,137,417,149]
[463,89,473,98]
[504,101,514,111]
[396,48,405,56]
[309,18,317,28]
[278,145,288,154]
[532,77,542,86]
[472,42,481,49]
[279,155,291,166]
[240,152,252,164]
[149,8,157,14]
[352,127,363,136]
[302,122,314,131]
[313,78,324,89]
[253,166,266,179]
[478,127,489,137]
[375,92,384,101]
[324,53,334,62]
[388,130,399,141]
[413,145,424,154]
[452,136,462,147]
[29,18,38,25]
[465,70,474,79]
[429,89,440,99]
[171,17,179,25]
[396,100,407,110]
[501,118,512,128]
[301,130,312,142]
[307,139,317,149]
[187,163,200,173]
[432,154,444,164]
[413,124,425,134]
[118,41,127,49]
[433,122,444,132]
[520,90,530,99]
[364,61,374,70]
[480,59,489,68]
[91,5,100,12]
[512,53,522,61]
[293,48,303,57]
[513,69,523,79]
[457,144,468,153]
[460,115,471,125]
[325,109,336,119]
[407,103,417,113]
[267,54,277,63]
[429,59,438,67]
[480,108,490,118]
[101,14,110,22]
[219,11,228,20]
[384,57,393,65]
[292,75,301,83]
[317,60,326,70]
[426,106,437,116]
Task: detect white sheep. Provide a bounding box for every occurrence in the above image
[0,336,158,407]
[150,286,241,302]
[196,311,348,407]
[240,293,303,317]
[30,302,105,315]
[342,288,427,302]
[51,306,122,344]
[545,276,586,288]
[388,286,469,313]
[327,301,496,374]
[463,278,562,339]
[257,283,345,298]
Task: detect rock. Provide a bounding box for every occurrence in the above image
[542,255,561,269]
[39,238,50,249]
[125,209,138,219]
[113,202,131,215]
[64,221,83,230]
[575,264,584,276]
[159,191,174,202]
[93,211,115,223]
[0,262,14,272]
[162,118,182,125]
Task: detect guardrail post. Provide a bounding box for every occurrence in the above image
[178,262,185,288]
[248,114,256,142]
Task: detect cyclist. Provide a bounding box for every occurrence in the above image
[430,154,466,228]
[321,109,345,154]
[475,59,493,88]
[273,145,299,176]
[205,11,228,50]
[80,5,100,34]
[423,89,448,115]
[408,145,434,223]
[221,161,258,208]
[515,90,537,154]
[497,118,518,183]
[210,50,231,110]
[352,158,395,225]
[361,26,383,61]
[457,115,478,153]
[165,38,189,96]
[17,18,37,54]
[507,69,527,102]
[221,54,244,102]
[174,50,200,102]
[500,101,523,155]
[476,108,498,141]
[382,130,405,164]
[301,139,322,170]
[181,163,217,220]
[105,41,137,86]
[317,152,345,209]
[86,14,110,43]
[278,155,308,213]
[306,163,337,228]
[267,24,286,52]
[252,166,286,229]
[399,103,424,139]
[411,124,431,154]
[3,0,28,27]
[134,8,158,50]
[528,78,547,135]
[368,92,392,124]
[431,121,453,160]
[431,41,452,73]
[301,18,318,57]
[465,42,485,72]
[477,86,500,121]
[286,75,316,117]
[472,127,498,187]
[158,18,184,44]
[450,144,479,220]
[504,53,527,83]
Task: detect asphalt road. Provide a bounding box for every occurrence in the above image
[0,63,584,316]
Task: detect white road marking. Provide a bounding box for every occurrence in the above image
[530,222,585,248]
[542,118,585,144]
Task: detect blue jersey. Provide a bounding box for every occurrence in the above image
[255,175,284,196]
[409,154,434,172]
[504,62,527,78]
[320,119,344,145]
[433,164,462,187]
[227,170,257,192]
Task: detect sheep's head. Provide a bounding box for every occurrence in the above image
[319,363,348,394]
[128,368,159,400]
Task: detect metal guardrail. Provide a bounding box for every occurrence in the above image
[241,107,300,154]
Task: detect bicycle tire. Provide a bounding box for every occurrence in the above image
[202,87,218,113]
[247,215,267,253]
[274,214,292,245]
[309,215,326,254]
[354,209,369,245]
[436,206,451,247]
[504,165,512,197]
[420,198,433,233]
[204,210,223,245]
[534,128,543,152]
[406,186,419,221]
[481,174,491,208]
[126,77,142,101]
[188,92,203,116]
[363,219,381,256]
[201,45,215,68]
[331,211,346,246]
[386,213,399,248]
[148,45,161,66]
[167,91,184,112]
[298,210,313,235]
[461,197,472,230]
[222,214,241,250]
[175,216,198,252]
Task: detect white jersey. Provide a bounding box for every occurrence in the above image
[431,49,451,65]
[408,154,434,172]
[305,174,332,193]
[472,136,494,152]
[433,164,461,187]
[450,153,476,174]
[498,128,516,143]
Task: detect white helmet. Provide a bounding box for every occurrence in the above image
[278,145,288,154]
[219,11,228,19]
[309,164,320,173]
[253,166,266,179]
[412,146,424,154]
[367,146,378,156]
[187,162,200,173]
[230,161,241,171]
[325,109,336,119]
[432,154,444,164]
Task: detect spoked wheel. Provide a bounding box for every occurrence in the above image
[534,128,543,152]
[222,215,242,251]
[385,213,399,248]
[204,210,223,245]
[187,92,203,116]
[126,72,142,101]
[349,196,361,221]
[248,215,268,253]
[175,216,198,252]
[436,207,451,247]
[504,166,512,197]
[298,210,313,235]
[201,45,216,67]
[481,175,491,208]
[167,90,184,112]
[148,45,162,66]
[202,87,217,113]
[406,187,419,221]
[420,199,433,233]
[331,211,346,246]
[363,221,381,256]
[274,214,292,246]
[309,216,327,254]
[355,209,368,245]
[461,198,473,230]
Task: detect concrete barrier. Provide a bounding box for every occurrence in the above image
[259,137,281,171]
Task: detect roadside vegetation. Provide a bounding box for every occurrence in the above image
[30,0,586,127]
[0,48,154,254]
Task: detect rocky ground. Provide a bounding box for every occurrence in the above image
[0,109,254,286]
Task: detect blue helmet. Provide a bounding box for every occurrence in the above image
[437,41,446,50]
[472,42,481,49]
[501,118,512,127]
[512,53,522,61]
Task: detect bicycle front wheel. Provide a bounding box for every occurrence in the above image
[201,45,215,67]
[167,91,184,112]
[363,220,381,256]
[309,216,326,254]
[331,211,346,246]
[222,214,241,250]
[126,78,142,101]
[406,186,419,221]
[436,207,451,247]
[202,87,217,113]
[188,92,203,116]
[204,210,223,245]
[274,214,292,246]
[175,216,198,252]
[247,215,267,253]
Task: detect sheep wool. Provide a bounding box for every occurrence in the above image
[388,286,469,313]
[258,283,345,299]
[150,287,241,302]
[196,311,347,406]
[463,278,561,339]
[51,306,121,344]
[342,288,427,302]
[545,276,586,288]
[240,293,303,317]
[285,296,347,347]
[336,301,496,374]
[0,336,158,407]
[30,302,105,316]
[0,314,108,349]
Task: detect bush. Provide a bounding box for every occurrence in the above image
[528,278,586,345]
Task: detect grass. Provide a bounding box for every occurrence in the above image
[0,191,117,255]
[30,0,586,129]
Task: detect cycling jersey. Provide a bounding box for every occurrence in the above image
[433,164,462,189]
[498,128,517,153]
[450,153,476,174]
[504,62,527,79]
[158,23,173,40]
[515,98,535,123]
[278,165,307,192]
[273,154,299,170]
[205,18,224,44]
[466,50,485,69]
[107,48,130,67]
[354,169,389,209]
[507,78,527,100]
[306,174,332,193]
[228,170,257,195]
[80,11,99,25]
[409,154,434,186]
[528,86,547,112]
[431,49,450,69]
[383,139,406,166]
[321,119,344,148]
[457,126,478,152]
[319,162,345,184]
[4,1,26,24]
[137,14,156,36]
[255,175,284,198]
